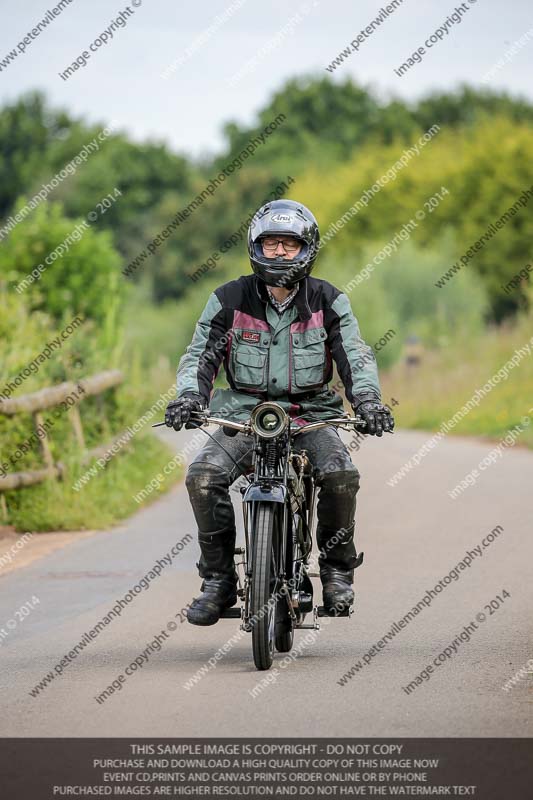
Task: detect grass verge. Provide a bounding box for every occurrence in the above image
[381,313,533,448]
[4,434,181,532]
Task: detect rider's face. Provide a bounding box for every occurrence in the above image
[261,235,302,261]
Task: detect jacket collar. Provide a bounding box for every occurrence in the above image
[254,276,312,322]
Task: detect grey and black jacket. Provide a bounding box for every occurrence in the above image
[176,275,381,423]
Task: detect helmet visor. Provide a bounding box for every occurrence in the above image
[251,211,314,244]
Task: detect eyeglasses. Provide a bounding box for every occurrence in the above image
[261,237,302,253]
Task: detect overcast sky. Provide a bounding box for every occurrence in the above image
[1,0,532,160]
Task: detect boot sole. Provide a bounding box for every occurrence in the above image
[322,592,354,616]
[322,601,354,616]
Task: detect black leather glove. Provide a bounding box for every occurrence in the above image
[353,398,394,437]
[165,395,203,431]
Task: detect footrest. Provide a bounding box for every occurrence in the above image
[219,607,242,618]
[316,605,353,618]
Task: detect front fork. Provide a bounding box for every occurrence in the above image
[238,492,252,631]
[236,448,313,633]
[238,491,293,633]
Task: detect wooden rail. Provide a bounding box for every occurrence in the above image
[0,370,124,503]
[0,370,123,416]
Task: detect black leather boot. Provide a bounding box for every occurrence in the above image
[187,574,237,626]
[187,529,238,626]
[317,524,364,614]
[320,566,355,614]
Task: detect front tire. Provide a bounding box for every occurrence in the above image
[250,503,279,670]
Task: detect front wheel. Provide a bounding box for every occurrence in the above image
[250,503,281,670]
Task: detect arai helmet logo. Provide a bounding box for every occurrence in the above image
[271,213,293,223]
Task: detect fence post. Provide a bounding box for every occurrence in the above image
[69,406,86,451]
[33,411,54,470]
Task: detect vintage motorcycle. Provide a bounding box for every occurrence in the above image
[161,402,367,671]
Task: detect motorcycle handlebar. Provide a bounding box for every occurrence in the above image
[162,411,367,436]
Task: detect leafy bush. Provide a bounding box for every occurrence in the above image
[1,200,123,326]
[0,214,178,531]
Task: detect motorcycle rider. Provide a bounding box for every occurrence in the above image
[166,199,394,626]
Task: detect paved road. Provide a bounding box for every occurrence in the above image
[1,427,531,736]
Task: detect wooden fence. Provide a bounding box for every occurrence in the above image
[0,370,124,511]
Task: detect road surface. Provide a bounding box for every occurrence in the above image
[1,427,531,736]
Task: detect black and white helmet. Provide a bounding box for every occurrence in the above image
[247,199,320,287]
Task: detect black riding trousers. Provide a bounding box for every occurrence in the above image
[185,427,361,577]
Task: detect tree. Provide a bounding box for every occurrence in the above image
[0,91,72,217]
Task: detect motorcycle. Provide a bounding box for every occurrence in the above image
[157,402,367,671]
